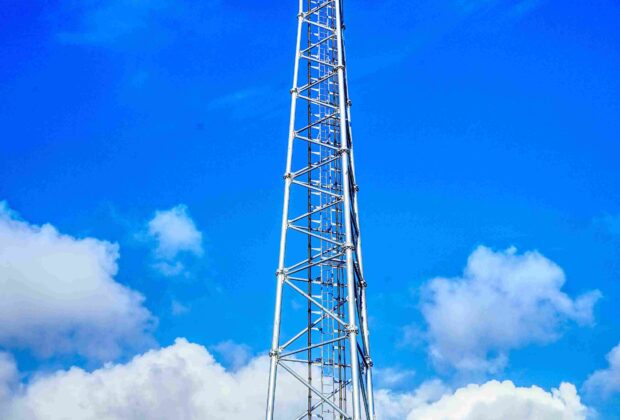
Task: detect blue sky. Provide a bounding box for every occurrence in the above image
[1,0,619,418]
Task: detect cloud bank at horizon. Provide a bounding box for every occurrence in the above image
[0,202,154,360]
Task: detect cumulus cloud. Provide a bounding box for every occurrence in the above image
[0,339,588,420]
[407,380,587,420]
[0,202,154,360]
[584,342,620,399]
[420,246,600,373]
[148,205,203,258]
[0,339,306,420]
[147,204,203,276]
[0,352,18,404]
[375,379,450,419]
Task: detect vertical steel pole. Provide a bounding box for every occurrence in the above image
[347,104,376,419]
[265,2,304,419]
[305,3,314,416]
[334,1,362,419]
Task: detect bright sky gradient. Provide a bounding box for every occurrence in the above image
[1,0,619,418]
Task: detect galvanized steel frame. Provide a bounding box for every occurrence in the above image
[265,1,375,419]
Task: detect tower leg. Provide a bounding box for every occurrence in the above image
[350,141,376,419]
[335,1,362,418]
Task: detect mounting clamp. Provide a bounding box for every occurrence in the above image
[345,324,359,335]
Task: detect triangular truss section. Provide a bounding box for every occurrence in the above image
[265,1,376,419]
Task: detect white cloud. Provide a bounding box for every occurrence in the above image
[0,339,306,420]
[0,202,154,361]
[148,205,203,259]
[375,379,450,419]
[584,342,620,399]
[0,352,18,404]
[0,340,588,420]
[420,246,600,373]
[374,367,416,389]
[170,299,190,316]
[147,204,203,276]
[406,380,587,420]
[153,260,186,276]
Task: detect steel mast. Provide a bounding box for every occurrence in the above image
[265,1,375,419]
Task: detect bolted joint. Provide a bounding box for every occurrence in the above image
[353,184,360,192]
[345,324,359,335]
[283,172,293,180]
[275,268,286,277]
[360,279,368,288]
[297,12,305,19]
[269,348,281,359]
[290,87,298,95]
[335,64,345,71]
[347,99,352,107]
[343,242,355,251]
[338,147,349,155]
[365,356,374,367]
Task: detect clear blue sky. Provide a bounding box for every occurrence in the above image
[1,0,619,418]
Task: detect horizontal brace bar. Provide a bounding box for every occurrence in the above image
[285,244,340,271]
[289,198,342,223]
[291,180,342,198]
[302,18,336,33]
[297,70,338,93]
[280,335,347,358]
[292,154,341,179]
[278,358,318,364]
[297,94,339,110]
[303,0,334,19]
[295,112,339,135]
[300,33,337,56]
[285,276,313,283]
[288,225,343,247]
[299,53,337,68]
[294,135,340,151]
[286,252,346,276]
